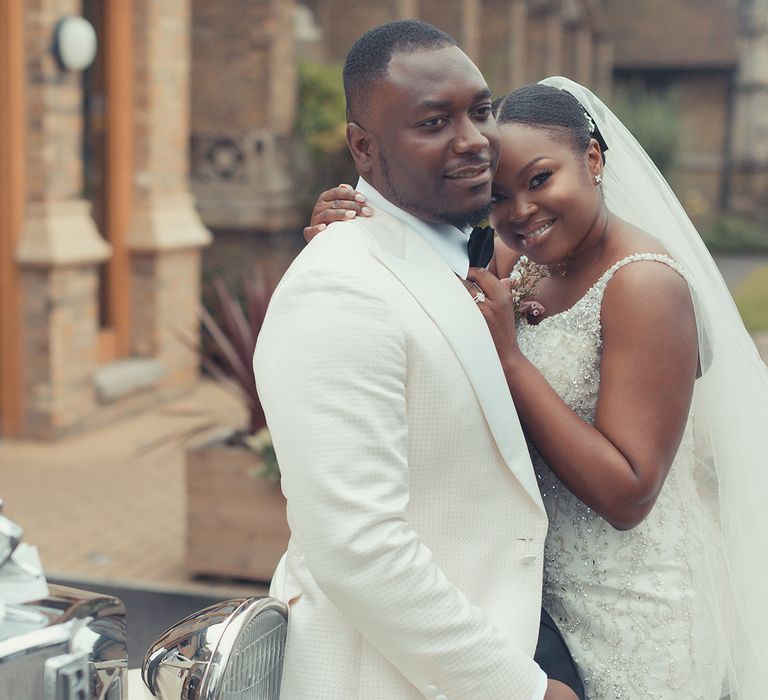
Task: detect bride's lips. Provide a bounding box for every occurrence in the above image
[444,162,492,187]
[515,219,555,248]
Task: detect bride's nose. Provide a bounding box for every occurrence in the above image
[509,194,537,223]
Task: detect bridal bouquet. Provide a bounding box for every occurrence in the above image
[505,255,549,316]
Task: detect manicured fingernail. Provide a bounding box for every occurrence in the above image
[340,184,352,189]
[345,210,356,218]
[318,223,326,230]
[362,206,373,215]
[355,194,366,202]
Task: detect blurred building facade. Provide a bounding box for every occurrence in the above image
[303,0,612,95]
[187,0,612,238]
[604,0,768,225]
[0,0,210,439]
[189,0,303,233]
[3,1,764,440]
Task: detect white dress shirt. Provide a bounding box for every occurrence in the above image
[354,177,548,700]
[355,178,471,279]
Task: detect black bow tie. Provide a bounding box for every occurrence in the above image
[467,225,495,268]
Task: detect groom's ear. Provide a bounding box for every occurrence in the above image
[347,122,375,176]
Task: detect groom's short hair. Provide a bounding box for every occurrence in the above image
[343,20,456,124]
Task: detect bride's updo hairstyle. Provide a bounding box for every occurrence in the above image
[492,84,607,164]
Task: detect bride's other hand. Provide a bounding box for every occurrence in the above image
[304,184,373,242]
[544,679,580,700]
[466,267,521,357]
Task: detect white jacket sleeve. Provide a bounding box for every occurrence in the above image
[254,266,542,699]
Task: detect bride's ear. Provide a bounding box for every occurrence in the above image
[587,138,603,181]
[347,122,375,176]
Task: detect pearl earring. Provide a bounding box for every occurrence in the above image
[594,174,603,185]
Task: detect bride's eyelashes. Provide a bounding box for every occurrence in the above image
[529,170,553,189]
[489,170,553,204]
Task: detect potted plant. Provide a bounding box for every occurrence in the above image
[184,274,289,582]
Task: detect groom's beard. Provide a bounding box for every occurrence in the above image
[379,149,491,230]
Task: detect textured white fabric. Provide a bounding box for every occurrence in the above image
[540,76,768,699]
[519,254,728,699]
[355,177,471,278]
[254,209,547,699]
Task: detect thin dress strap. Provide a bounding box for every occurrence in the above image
[592,252,691,299]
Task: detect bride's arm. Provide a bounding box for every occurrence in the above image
[468,261,698,530]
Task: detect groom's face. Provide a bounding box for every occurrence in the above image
[354,46,500,228]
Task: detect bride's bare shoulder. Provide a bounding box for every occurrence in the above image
[609,218,672,259]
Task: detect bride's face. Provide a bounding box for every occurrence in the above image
[489,123,603,265]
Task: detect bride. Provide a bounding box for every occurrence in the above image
[306,78,768,699]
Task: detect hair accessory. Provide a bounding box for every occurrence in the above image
[577,102,609,163]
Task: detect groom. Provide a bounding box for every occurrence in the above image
[255,20,549,699]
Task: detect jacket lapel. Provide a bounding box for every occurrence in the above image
[361,213,545,513]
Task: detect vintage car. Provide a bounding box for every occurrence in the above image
[0,506,128,700]
[0,508,287,700]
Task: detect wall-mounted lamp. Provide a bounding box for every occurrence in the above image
[53,16,97,71]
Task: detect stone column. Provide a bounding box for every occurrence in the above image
[460,0,481,62]
[507,0,528,89]
[395,0,419,19]
[131,0,211,391]
[729,0,768,221]
[594,33,613,96]
[573,22,592,87]
[17,0,111,438]
[188,0,301,231]
[545,5,564,77]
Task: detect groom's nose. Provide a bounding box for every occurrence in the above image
[452,115,490,154]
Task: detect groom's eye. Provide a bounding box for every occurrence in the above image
[473,104,492,119]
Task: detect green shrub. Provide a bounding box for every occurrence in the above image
[734,266,768,333]
[296,61,355,207]
[701,215,768,254]
[609,87,681,176]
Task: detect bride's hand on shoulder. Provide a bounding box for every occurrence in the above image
[304,184,374,243]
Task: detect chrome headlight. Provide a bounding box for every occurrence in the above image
[141,596,287,699]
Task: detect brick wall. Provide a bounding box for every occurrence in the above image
[189,0,302,231]
[14,0,210,439]
[21,266,100,438]
[132,249,201,387]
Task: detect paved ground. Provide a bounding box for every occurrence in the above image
[0,380,268,601]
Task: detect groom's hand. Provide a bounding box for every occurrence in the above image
[304,184,373,242]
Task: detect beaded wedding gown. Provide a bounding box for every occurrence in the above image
[517,253,729,700]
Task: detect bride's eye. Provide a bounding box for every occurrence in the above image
[490,191,506,204]
[530,170,552,189]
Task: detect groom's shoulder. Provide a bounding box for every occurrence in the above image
[289,213,404,277]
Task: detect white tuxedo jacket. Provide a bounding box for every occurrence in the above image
[254,210,548,699]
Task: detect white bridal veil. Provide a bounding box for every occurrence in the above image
[540,76,768,698]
